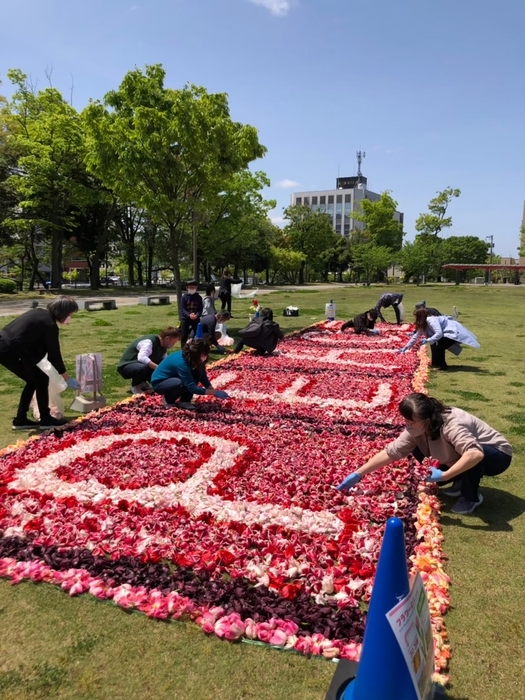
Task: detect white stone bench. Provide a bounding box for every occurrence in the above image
[138,295,171,306]
[78,299,117,311]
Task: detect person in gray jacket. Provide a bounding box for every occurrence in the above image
[399,308,479,370]
[336,393,512,515]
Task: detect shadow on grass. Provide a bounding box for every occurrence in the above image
[446,365,489,374]
[440,487,525,532]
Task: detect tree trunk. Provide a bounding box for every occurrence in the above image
[299,261,305,285]
[169,225,183,320]
[51,229,63,289]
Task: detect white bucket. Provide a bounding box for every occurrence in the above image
[325,302,336,320]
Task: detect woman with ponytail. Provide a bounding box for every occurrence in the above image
[336,393,512,515]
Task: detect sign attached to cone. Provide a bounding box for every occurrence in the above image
[325,517,446,700]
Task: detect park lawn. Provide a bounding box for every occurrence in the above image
[0,284,524,700]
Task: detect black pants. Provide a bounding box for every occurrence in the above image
[413,445,511,501]
[219,293,231,314]
[430,337,457,369]
[117,363,153,387]
[392,303,401,324]
[180,318,199,347]
[0,336,52,421]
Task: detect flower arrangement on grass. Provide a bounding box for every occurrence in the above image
[0,321,449,678]
[249,299,260,314]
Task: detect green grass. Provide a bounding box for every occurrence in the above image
[0,284,525,699]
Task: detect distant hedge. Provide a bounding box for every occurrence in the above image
[0,278,17,294]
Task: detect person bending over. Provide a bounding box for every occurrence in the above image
[234,308,284,356]
[198,311,231,354]
[117,327,181,394]
[151,338,229,410]
[341,309,379,335]
[0,296,80,430]
[375,292,404,324]
[336,393,512,515]
[414,300,441,316]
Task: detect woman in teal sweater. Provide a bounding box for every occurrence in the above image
[151,339,229,410]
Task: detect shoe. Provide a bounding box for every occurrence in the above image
[176,401,197,411]
[12,417,40,430]
[451,493,483,515]
[131,385,145,395]
[440,480,462,497]
[39,416,71,430]
[162,397,175,408]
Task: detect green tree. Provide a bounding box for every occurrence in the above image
[268,245,306,285]
[441,236,489,265]
[352,243,393,285]
[83,64,266,310]
[283,204,337,284]
[319,236,352,282]
[5,69,90,289]
[415,187,461,237]
[351,191,404,251]
[398,238,444,284]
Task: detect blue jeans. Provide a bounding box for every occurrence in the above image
[117,362,153,387]
[152,378,192,405]
[413,445,511,501]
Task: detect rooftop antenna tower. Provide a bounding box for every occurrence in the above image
[356,150,366,183]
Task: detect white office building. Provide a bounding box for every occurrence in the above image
[291,175,404,238]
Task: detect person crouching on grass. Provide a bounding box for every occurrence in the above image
[151,338,229,411]
[117,327,181,394]
[336,393,512,515]
[341,309,379,335]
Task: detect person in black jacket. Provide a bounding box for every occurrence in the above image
[0,296,80,430]
[218,269,241,315]
[234,308,284,356]
[198,311,231,354]
[341,309,379,335]
[414,300,442,316]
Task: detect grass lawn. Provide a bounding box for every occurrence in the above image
[0,284,524,700]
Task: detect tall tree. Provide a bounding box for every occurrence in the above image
[83,64,266,310]
[415,187,461,238]
[351,191,404,251]
[352,243,393,285]
[283,204,337,284]
[5,69,89,289]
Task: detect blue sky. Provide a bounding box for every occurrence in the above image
[1,0,524,255]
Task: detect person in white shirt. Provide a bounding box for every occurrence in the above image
[117,327,181,394]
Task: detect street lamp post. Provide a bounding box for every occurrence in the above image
[485,235,494,284]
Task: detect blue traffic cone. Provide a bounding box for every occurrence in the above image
[195,323,204,339]
[342,517,417,700]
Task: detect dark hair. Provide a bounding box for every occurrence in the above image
[205,284,215,296]
[367,309,378,320]
[413,308,429,331]
[398,393,451,440]
[260,307,273,321]
[47,296,79,323]
[159,326,181,340]
[222,268,230,277]
[186,280,198,288]
[182,338,210,370]
[216,311,230,322]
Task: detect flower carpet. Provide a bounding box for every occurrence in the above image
[0,322,450,677]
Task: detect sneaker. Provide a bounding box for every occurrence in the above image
[12,417,40,430]
[131,385,145,395]
[176,401,197,411]
[440,480,462,497]
[451,493,484,515]
[39,416,71,430]
[162,397,175,408]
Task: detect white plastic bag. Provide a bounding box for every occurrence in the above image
[30,356,68,419]
[397,301,406,321]
[216,322,234,347]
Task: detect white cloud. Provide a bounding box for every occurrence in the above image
[271,216,285,226]
[248,0,292,17]
[274,178,300,189]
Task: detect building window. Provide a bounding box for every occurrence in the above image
[320,196,326,205]
[303,197,309,206]
[335,224,342,234]
[312,196,318,205]
[328,195,334,204]
[345,194,351,203]
[336,194,343,203]
[296,197,302,205]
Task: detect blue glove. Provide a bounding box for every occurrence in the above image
[214,390,230,400]
[336,472,362,492]
[371,329,380,336]
[420,339,430,345]
[66,377,80,390]
[217,346,225,354]
[425,467,444,483]
[397,347,407,354]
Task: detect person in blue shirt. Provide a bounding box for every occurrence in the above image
[375,292,404,324]
[180,280,203,347]
[151,338,229,410]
